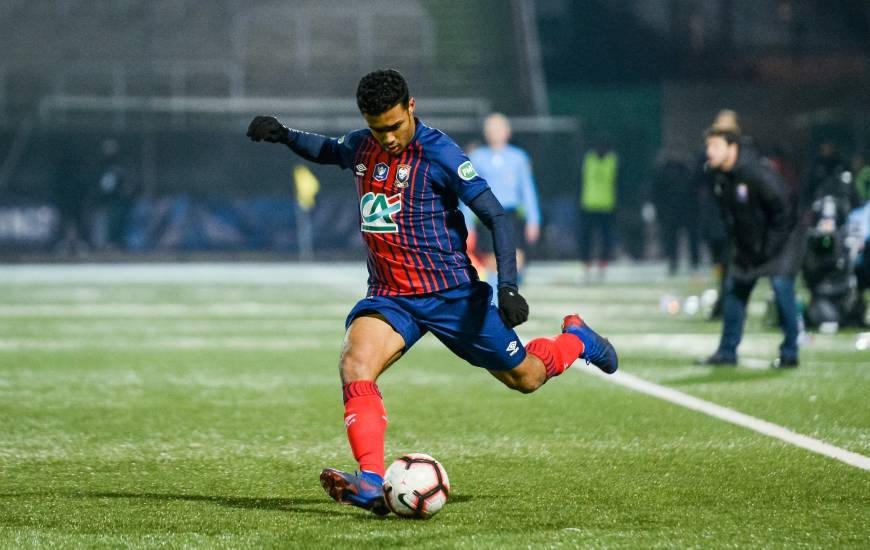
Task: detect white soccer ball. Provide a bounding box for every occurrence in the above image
[382,453,450,519]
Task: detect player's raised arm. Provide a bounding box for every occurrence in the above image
[246,115,353,168]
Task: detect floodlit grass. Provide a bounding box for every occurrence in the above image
[1,263,868,548]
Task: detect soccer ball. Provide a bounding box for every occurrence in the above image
[382,453,450,519]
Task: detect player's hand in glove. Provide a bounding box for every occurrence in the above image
[247,115,291,144]
[498,286,529,328]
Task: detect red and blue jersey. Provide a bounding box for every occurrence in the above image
[324,120,490,296]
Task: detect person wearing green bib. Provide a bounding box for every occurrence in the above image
[579,139,618,281]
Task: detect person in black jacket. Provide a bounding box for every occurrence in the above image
[700,127,802,368]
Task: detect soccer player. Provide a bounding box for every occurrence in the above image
[461,113,540,290]
[246,69,618,515]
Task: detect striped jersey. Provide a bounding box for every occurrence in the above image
[327,119,490,296]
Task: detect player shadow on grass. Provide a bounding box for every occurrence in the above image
[74,492,358,518]
[63,492,476,518]
[667,367,791,386]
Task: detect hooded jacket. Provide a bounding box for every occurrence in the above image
[710,145,801,279]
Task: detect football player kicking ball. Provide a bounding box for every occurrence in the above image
[247,69,618,516]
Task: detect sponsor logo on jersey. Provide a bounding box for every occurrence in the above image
[337,135,345,144]
[360,192,402,233]
[373,162,389,182]
[506,340,519,356]
[736,182,748,202]
[395,164,411,188]
[355,163,367,176]
[458,160,478,181]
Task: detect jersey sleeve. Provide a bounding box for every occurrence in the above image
[288,128,364,169]
[458,149,486,228]
[466,189,518,289]
[321,129,364,169]
[429,137,490,204]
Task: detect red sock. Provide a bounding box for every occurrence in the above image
[526,333,585,380]
[342,381,387,477]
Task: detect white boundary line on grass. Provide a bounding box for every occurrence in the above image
[582,369,870,472]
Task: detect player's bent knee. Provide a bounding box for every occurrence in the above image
[491,356,546,394]
[518,376,544,394]
[501,370,542,394]
[512,381,539,394]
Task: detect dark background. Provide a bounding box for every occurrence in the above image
[0,0,867,260]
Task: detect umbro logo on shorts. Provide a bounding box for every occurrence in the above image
[506,340,519,356]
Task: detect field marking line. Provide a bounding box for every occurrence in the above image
[580,368,870,472]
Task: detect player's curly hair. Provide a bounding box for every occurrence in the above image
[356,69,410,115]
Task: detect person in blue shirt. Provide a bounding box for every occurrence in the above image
[463,113,541,291]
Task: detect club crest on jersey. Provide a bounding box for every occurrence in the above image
[360,192,402,233]
[373,162,389,182]
[355,163,367,176]
[394,164,411,188]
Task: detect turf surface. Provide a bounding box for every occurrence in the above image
[1,263,868,548]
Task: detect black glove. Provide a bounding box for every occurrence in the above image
[498,286,529,328]
[246,115,291,144]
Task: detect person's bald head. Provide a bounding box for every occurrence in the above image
[483,112,511,149]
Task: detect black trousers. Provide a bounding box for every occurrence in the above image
[578,211,614,262]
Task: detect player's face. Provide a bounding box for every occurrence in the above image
[706,136,736,170]
[363,98,416,156]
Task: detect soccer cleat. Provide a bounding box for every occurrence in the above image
[771,356,799,369]
[319,468,389,516]
[696,352,737,366]
[561,314,618,374]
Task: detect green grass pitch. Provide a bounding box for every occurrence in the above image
[1,263,868,548]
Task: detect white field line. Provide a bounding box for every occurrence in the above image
[580,368,870,471]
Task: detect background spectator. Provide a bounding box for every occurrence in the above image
[579,137,618,282]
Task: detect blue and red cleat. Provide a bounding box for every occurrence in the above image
[319,468,389,516]
[561,314,618,374]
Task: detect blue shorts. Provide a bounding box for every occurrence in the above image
[345,281,526,371]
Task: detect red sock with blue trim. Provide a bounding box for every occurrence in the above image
[342,381,387,477]
[526,333,585,380]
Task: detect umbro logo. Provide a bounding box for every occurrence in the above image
[506,340,519,356]
[355,163,367,176]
